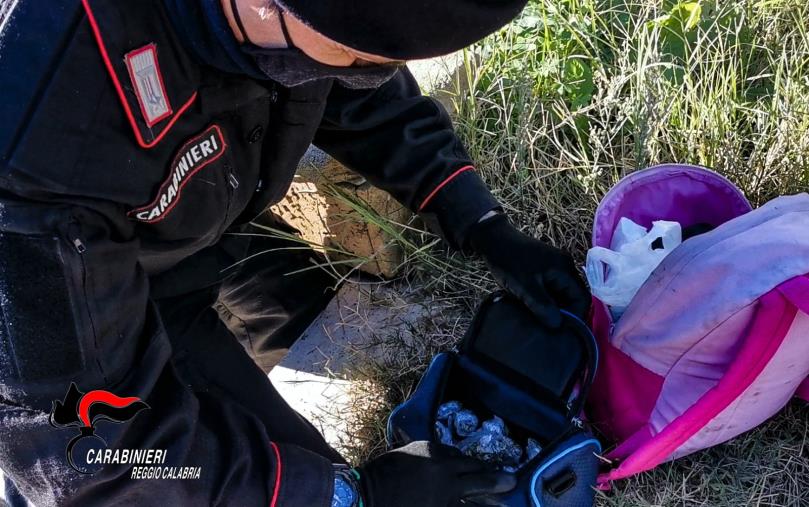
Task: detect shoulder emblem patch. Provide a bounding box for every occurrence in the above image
[125,43,172,127]
[129,125,227,223]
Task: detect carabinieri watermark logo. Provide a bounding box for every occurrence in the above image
[49,383,201,479]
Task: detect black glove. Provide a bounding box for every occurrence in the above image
[468,213,590,327]
[358,441,516,507]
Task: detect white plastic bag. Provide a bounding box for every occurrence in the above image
[586,218,682,319]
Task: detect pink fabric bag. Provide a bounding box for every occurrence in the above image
[587,164,809,486]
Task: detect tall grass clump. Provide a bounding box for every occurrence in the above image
[454,0,809,260]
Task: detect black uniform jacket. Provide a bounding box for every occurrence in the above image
[0,0,500,505]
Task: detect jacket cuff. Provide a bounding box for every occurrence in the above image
[272,443,334,507]
[417,167,502,249]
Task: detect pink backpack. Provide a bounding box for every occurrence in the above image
[587,164,809,486]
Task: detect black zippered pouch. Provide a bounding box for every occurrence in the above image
[387,292,601,507]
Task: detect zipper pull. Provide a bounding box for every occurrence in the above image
[228,173,240,189]
[72,238,86,254]
[67,220,87,254]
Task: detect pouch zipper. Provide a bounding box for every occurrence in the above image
[66,220,86,255]
[64,218,104,380]
[72,237,86,254]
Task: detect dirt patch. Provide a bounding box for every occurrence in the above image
[272,147,411,278]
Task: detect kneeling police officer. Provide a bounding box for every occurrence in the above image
[0,0,590,505]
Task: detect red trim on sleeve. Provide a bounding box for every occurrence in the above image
[417,165,475,212]
[81,0,197,150]
[269,442,282,507]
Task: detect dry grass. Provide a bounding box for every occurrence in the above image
[598,402,809,506]
[454,0,809,261]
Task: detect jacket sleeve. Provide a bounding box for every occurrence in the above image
[0,196,333,507]
[313,68,502,249]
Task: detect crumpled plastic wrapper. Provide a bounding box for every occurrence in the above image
[481,416,507,436]
[435,421,454,446]
[436,401,462,422]
[453,409,479,437]
[458,432,523,466]
[434,401,542,471]
[525,438,542,462]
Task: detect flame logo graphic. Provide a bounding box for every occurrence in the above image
[50,383,149,474]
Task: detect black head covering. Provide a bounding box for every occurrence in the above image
[274,0,529,60]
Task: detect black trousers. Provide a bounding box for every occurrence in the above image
[153,214,342,459]
[152,214,338,373]
[1,215,343,506]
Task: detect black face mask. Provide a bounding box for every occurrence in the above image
[246,45,402,89]
[231,0,403,89]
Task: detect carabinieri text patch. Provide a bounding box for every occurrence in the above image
[129,125,227,223]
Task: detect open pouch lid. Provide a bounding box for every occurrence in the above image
[388,293,599,448]
[459,293,597,416]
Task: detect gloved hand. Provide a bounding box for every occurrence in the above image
[358,441,516,507]
[468,213,590,327]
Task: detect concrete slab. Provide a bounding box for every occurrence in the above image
[269,280,448,450]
